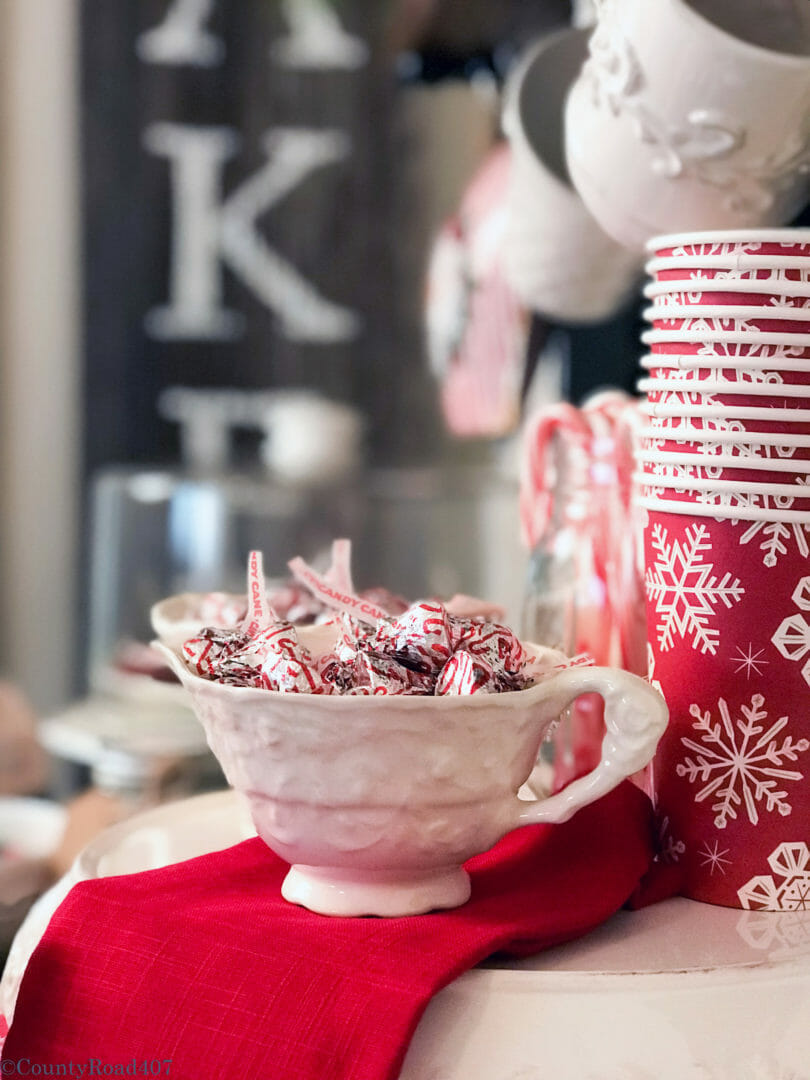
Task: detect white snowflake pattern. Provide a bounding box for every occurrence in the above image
[732,643,769,679]
[677,694,809,829]
[698,336,807,361]
[736,908,810,957]
[771,576,810,686]
[699,839,731,875]
[738,842,810,911]
[645,522,744,654]
[738,514,810,569]
[768,291,810,309]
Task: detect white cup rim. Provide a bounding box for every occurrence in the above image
[639,424,810,448]
[636,448,810,474]
[642,328,810,347]
[645,401,810,422]
[634,494,810,524]
[643,303,810,323]
[638,376,810,398]
[640,352,810,373]
[644,277,810,300]
[647,230,810,253]
[647,255,810,274]
[633,470,810,498]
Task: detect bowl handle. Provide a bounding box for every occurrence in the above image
[517,666,667,826]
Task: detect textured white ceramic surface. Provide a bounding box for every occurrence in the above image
[565,0,810,251]
[501,27,640,322]
[155,638,667,916]
[4,791,809,1079]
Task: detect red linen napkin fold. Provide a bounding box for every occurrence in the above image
[3,783,653,1080]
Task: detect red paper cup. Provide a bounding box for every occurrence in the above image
[641,503,810,908]
[640,355,810,388]
[641,385,810,417]
[643,327,810,354]
[647,340,810,363]
[648,256,810,281]
[649,233,810,259]
[648,312,810,335]
[640,426,810,465]
[652,269,810,291]
[644,278,810,309]
[635,475,810,515]
[637,451,810,491]
[644,401,810,439]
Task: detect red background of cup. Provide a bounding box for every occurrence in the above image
[651,314,810,335]
[648,339,810,362]
[637,479,810,515]
[653,268,810,286]
[643,363,810,388]
[647,286,810,309]
[645,404,810,438]
[644,385,810,413]
[643,505,810,908]
[648,365,810,390]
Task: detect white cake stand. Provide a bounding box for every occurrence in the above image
[2,791,808,1079]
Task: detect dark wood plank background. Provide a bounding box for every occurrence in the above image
[80,0,573,476]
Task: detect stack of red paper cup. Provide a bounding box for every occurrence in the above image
[634,230,810,910]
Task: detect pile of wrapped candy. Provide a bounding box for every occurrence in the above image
[180,545,559,697]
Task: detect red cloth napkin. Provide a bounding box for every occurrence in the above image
[4,782,653,1080]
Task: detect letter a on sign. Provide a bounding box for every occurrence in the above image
[143,123,361,343]
[137,0,224,67]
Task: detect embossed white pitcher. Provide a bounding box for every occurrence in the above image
[565,0,810,251]
[156,637,667,916]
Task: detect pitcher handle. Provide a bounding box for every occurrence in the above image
[517,666,667,827]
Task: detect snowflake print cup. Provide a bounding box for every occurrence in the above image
[648,230,810,259]
[563,0,810,252]
[641,505,810,907]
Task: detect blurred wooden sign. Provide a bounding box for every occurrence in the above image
[81,0,397,468]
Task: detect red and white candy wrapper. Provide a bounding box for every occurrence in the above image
[374,601,454,673]
[642,505,810,908]
[183,627,252,679]
[288,555,391,626]
[182,549,563,697]
[435,651,495,695]
[450,616,526,674]
[241,550,279,636]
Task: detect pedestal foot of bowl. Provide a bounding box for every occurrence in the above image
[281,863,472,917]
